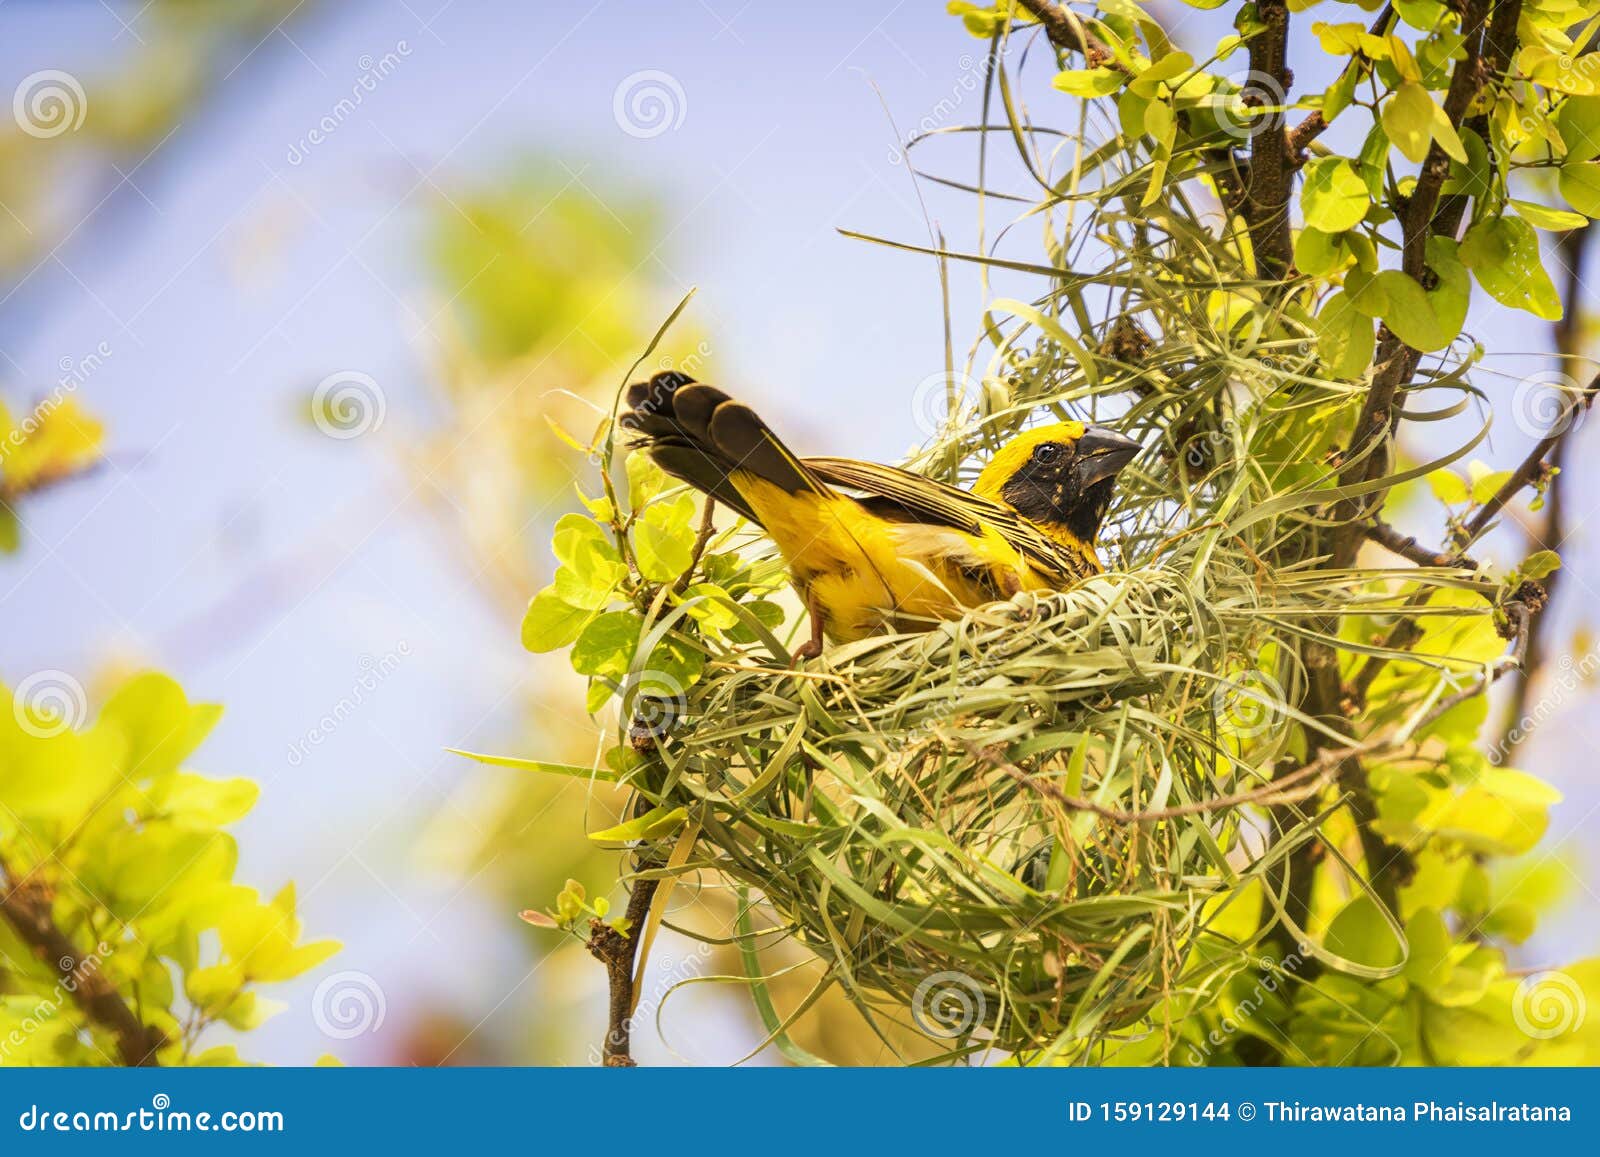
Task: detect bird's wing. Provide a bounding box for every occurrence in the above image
[802,456,1090,584]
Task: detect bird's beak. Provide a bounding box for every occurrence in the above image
[1075,426,1140,487]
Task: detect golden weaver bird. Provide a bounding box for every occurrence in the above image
[622,372,1139,658]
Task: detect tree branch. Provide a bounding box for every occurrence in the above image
[1245,0,1295,277]
[587,870,660,1067]
[1363,518,1475,569]
[1284,6,1394,163]
[1457,368,1600,546]
[0,856,163,1067]
[1329,0,1515,568]
[1498,226,1594,756]
[1015,0,1127,73]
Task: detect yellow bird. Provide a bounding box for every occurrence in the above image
[622,372,1139,658]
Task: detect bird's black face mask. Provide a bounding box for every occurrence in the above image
[999,426,1140,542]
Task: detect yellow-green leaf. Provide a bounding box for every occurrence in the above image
[1383,82,1435,163]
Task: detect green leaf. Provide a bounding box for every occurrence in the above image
[1382,82,1435,163]
[1294,227,1346,277]
[634,494,699,582]
[1521,550,1562,580]
[1052,68,1125,97]
[550,514,626,607]
[1468,466,1513,505]
[1459,217,1562,320]
[1375,237,1470,352]
[1559,161,1600,217]
[641,629,706,692]
[588,804,688,846]
[551,513,616,571]
[1414,767,1564,856]
[1324,895,1404,971]
[446,748,619,781]
[1510,199,1589,231]
[1312,22,1366,55]
[1557,95,1600,163]
[1126,51,1193,100]
[1429,100,1467,163]
[1428,469,1469,505]
[1313,289,1375,380]
[1344,267,1389,317]
[521,588,593,652]
[1323,61,1361,125]
[1394,0,1448,32]
[1300,158,1370,232]
[625,452,667,510]
[570,611,643,679]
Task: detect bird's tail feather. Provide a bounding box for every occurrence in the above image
[621,373,826,525]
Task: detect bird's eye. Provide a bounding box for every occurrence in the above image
[1032,443,1062,464]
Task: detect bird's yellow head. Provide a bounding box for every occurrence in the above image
[974,422,1140,546]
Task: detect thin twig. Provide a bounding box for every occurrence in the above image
[1363,519,1473,569]
[1330,0,1513,566]
[587,869,661,1067]
[1285,5,1394,162]
[670,498,718,597]
[1499,225,1594,755]
[1456,369,1600,546]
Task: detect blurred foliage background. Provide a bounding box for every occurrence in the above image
[2,0,1598,1065]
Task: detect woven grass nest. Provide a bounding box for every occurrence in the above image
[630,455,1343,1059]
[617,316,1495,1059]
[610,104,1498,1056]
